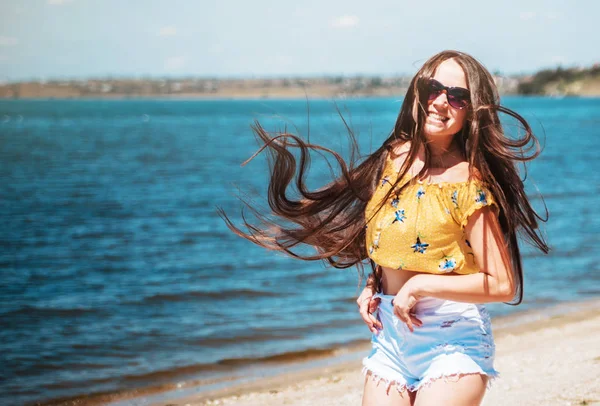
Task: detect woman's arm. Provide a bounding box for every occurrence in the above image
[392,206,515,331]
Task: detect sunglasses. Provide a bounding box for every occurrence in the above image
[425,78,470,109]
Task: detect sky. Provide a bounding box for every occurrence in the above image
[0,0,598,81]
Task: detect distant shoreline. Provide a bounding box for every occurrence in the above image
[2,94,599,102]
[2,64,599,99]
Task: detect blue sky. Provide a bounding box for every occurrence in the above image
[0,0,597,81]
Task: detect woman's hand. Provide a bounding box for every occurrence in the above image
[392,281,423,332]
[356,286,382,334]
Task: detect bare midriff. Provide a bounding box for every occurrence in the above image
[380,266,458,295]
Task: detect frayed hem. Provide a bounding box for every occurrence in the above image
[361,366,410,395]
[410,370,500,392]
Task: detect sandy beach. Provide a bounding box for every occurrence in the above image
[139,299,600,406]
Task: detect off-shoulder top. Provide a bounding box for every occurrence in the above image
[365,152,498,274]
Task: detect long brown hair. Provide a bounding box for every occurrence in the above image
[219,50,549,304]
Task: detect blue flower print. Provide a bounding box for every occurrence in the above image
[369,232,381,255]
[392,209,406,224]
[381,176,392,188]
[397,260,405,270]
[475,189,487,205]
[416,187,425,200]
[391,197,399,208]
[411,236,429,254]
[439,257,457,272]
[451,190,459,207]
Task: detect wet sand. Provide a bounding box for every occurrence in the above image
[140,298,600,406]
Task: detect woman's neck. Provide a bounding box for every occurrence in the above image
[428,138,457,157]
[424,140,464,169]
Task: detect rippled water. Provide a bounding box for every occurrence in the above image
[1,97,599,404]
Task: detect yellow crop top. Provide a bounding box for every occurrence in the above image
[365,152,498,275]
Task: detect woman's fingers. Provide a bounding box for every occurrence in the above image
[393,308,422,332]
[357,296,382,333]
[370,301,382,330]
[368,297,380,314]
[367,313,381,333]
[403,313,414,332]
[359,306,377,333]
[410,314,422,328]
[368,297,382,331]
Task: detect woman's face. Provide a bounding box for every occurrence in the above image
[423,59,469,142]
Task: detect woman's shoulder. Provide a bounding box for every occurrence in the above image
[387,140,411,158]
[441,162,485,185]
[384,141,411,173]
[448,161,473,183]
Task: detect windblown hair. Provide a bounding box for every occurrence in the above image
[219,50,549,304]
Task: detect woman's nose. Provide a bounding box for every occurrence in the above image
[431,90,449,108]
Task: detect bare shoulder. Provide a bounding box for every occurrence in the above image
[443,161,478,183]
[387,141,411,172]
[389,140,411,157]
[468,165,484,182]
[453,164,489,184]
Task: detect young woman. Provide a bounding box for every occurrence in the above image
[221,50,548,406]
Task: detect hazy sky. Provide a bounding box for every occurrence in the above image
[0,0,598,81]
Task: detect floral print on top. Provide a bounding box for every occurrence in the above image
[364,151,499,275]
[438,257,457,273]
[475,189,488,205]
[392,209,406,224]
[411,236,429,254]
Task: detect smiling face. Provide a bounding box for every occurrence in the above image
[423,59,469,144]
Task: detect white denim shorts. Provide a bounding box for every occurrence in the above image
[362,293,498,393]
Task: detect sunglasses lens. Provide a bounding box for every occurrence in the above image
[448,91,470,109]
[426,78,470,109]
[427,79,444,101]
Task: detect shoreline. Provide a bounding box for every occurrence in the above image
[69,296,600,406]
[3,64,600,100]
[2,94,600,102]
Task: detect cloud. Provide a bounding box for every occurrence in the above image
[0,36,18,47]
[47,0,73,5]
[164,56,186,71]
[158,26,177,37]
[330,15,359,28]
[519,11,536,20]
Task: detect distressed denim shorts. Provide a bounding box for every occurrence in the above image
[362,293,498,393]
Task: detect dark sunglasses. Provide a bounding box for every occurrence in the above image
[425,78,470,109]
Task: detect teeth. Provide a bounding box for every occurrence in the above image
[428,112,448,121]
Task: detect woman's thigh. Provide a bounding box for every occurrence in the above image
[413,373,488,406]
[362,371,416,406]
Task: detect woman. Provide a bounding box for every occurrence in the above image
[221,50,548,405]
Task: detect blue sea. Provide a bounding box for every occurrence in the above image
[1,97,599,405]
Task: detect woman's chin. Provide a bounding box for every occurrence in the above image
[424,123,450,138]
[424,121,463,139]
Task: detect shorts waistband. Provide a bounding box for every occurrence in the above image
[373,293,481,313]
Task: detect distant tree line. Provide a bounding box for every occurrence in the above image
[3,64,600,99]
[518,65,600,95]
